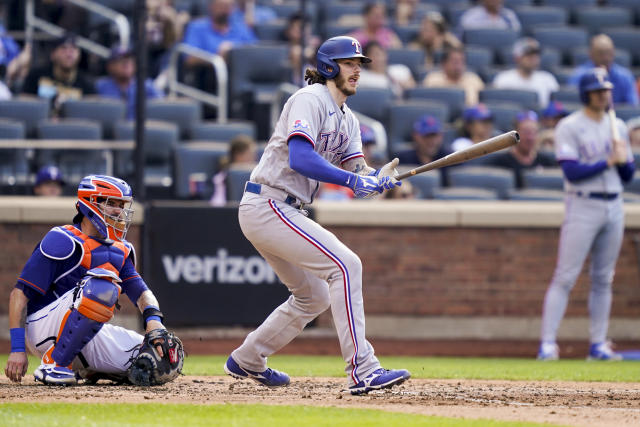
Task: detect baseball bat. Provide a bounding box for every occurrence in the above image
[395,130,520,180]
[608,107,620,141]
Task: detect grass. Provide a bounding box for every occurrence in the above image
[0,403,555,427]
[2,354,638,382]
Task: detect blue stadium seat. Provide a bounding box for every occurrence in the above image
[624,175,640,194]
[323,23,359,39]
[532,27,589,59]
[403,169,441,199]
[405,87,466,121]
[393,25,421,46]
[0,97,50,138]
[226,164,255,202]
[0,118,28,190]
[550,87,580,104]
[190,120,256,142]
[614,106,640,122]
[254,22,287,41]
[448,166,516,199]
[324,2,364,22]
[464,46,493,73]
[173,142,228,199]
[463,29,519,53]
[479,88,539,110]
[146,98,202,140]
[433,187,499,200]
[387,100,449,157]
[541,0,597,8]
[481,101,521,133]
[522,168,564,190]
[387,48,426,80]
[504,0,532,7]
[61,97,126,140]
[575,7,632,35]
[347,87,394,123]
[515,6,568,37]
[508,188,564,201]
[37,119,102,140]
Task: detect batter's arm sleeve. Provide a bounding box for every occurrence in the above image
[559,159,608,182]
[617,161,635,183]
[289,136,355,186]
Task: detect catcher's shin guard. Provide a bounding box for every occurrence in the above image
[51,277,119,367]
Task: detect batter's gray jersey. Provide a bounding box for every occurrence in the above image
[555,110,630,193]
[250,83,363,204]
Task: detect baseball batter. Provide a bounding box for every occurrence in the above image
[223,36,411,394]
[538,68,635,361]
[4,175,170,385]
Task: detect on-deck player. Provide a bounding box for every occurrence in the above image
[4,175,168,385]
[223,36,411,394]
[538,68,635,361]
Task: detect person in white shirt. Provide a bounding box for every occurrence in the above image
[492,38,559,108]
[358,41,415,98]
[458,0,521,35]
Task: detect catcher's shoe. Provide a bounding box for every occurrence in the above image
[537,342,559,361]
[349,368,411,395]
[588,342,623,361]
[224,355,290,387]
[34,345,77,386]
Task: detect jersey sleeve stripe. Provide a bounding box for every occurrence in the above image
[340,152,364,164]
[18,277,46,294]
[288,131,315,147]
[121,274,141,282]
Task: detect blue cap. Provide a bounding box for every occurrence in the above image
[541,101,569,119]
[35,166,64,186]
[413,114,442,135]
[360,124,376,145]
[516,110,538,123]
[108,45,133,62]
[463,104,492,122]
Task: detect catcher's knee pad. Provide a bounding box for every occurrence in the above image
[77,273,120,322]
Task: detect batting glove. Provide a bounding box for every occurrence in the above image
[348,174,383,199]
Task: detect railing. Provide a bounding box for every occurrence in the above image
[166,43,228,123]
[354,112,388,157]
[25,0,130,59]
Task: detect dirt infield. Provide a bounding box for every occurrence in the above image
[2,376,639,427]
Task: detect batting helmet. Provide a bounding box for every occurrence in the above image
[316,36,371,80]
[578,68,614,104]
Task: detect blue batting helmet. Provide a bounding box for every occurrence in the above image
[578,68,613,104]
[316,36,371,80]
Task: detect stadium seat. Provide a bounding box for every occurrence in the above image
[532,27,589,60]
[61,97,126,139]
[0,97,50,138]
[448,166,516,199]
[446,3,470,29]
[550,87,580,104]
[541,0,597,8]
[254,22,287,41]
[190,120,257,142]
[480,88,539,110]
[114,120,179,188]
[37,119,102,140]
[570,47,631,68]
[226,164,255,202]
[433,187,499,200]
[624,175,640,194]
[146,98,202,140]
[387,100,449,157]
[402,169,441,199]
[324,2,364,22]
[173,142,228,199]
[323,23,359,39]
[575,7,632,35]
[613,106,640,122]
[463,29,519,53]
[515,6,568,37]
[392,25,421,46]
[508,188,564,201]
[522,168,564,190]
[347,87,394,123]
[405,87,466,121]
[387,48,426,81]
[482,102,524,133]
[603,27,640,66]
[504,0,532,7]
[464,46,493,73]
[0,118,28,190]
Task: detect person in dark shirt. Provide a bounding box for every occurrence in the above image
[22,34,95,116]
[485,110,556,187]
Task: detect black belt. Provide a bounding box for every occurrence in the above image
[575,191,619,201]
[245,182,299,206]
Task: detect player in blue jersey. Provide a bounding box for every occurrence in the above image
[4,175,168,385]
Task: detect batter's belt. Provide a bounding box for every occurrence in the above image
[244,181,305,209]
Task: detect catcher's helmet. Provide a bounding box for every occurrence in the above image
[578,67,614,104]
[316,36,371,79]
[74,175,134,242]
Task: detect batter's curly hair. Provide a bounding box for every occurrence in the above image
[304,68,326,85]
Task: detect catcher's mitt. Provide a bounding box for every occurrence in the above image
[127,329,184,386]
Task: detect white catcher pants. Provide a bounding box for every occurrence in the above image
[25,287,143,377]
[232,192,380,385]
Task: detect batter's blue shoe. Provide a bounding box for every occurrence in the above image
[224,355,290,387]
[588,342,623,361]
[537,342,559,361]
[349,368,411,395]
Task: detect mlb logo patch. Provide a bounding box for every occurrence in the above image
[293,119,309,130]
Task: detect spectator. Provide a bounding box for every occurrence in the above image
[232,0,277,28]
[408,11,461,71]
[383,179,416,199]
[0,23,30,88]
[210,134,257,206]
[146,0,190,79]
[492,38,559,108]
[280,12,320,87]
[22,34,95,117]
[358,41,415,98]
[451,104,494,152]
[458,0,520,36]
[96,46,164,120]
[422,46,484,106]
[182,0,256,64]
[568,34,638,106]
[485,111,556,187]
[348,2,402,50]
[540,101,569,131]
[33,166,64,197]
[628,117,640,148]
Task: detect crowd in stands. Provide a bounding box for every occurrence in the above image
[1,0,640,202]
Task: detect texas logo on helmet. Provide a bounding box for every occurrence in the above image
[316,36,372,80]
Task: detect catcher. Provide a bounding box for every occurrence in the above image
[4,175,183,386]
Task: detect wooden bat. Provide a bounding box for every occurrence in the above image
[395,130,520,180]
[608,108,620,141]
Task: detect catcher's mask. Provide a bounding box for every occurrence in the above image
[74,175,134,242]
